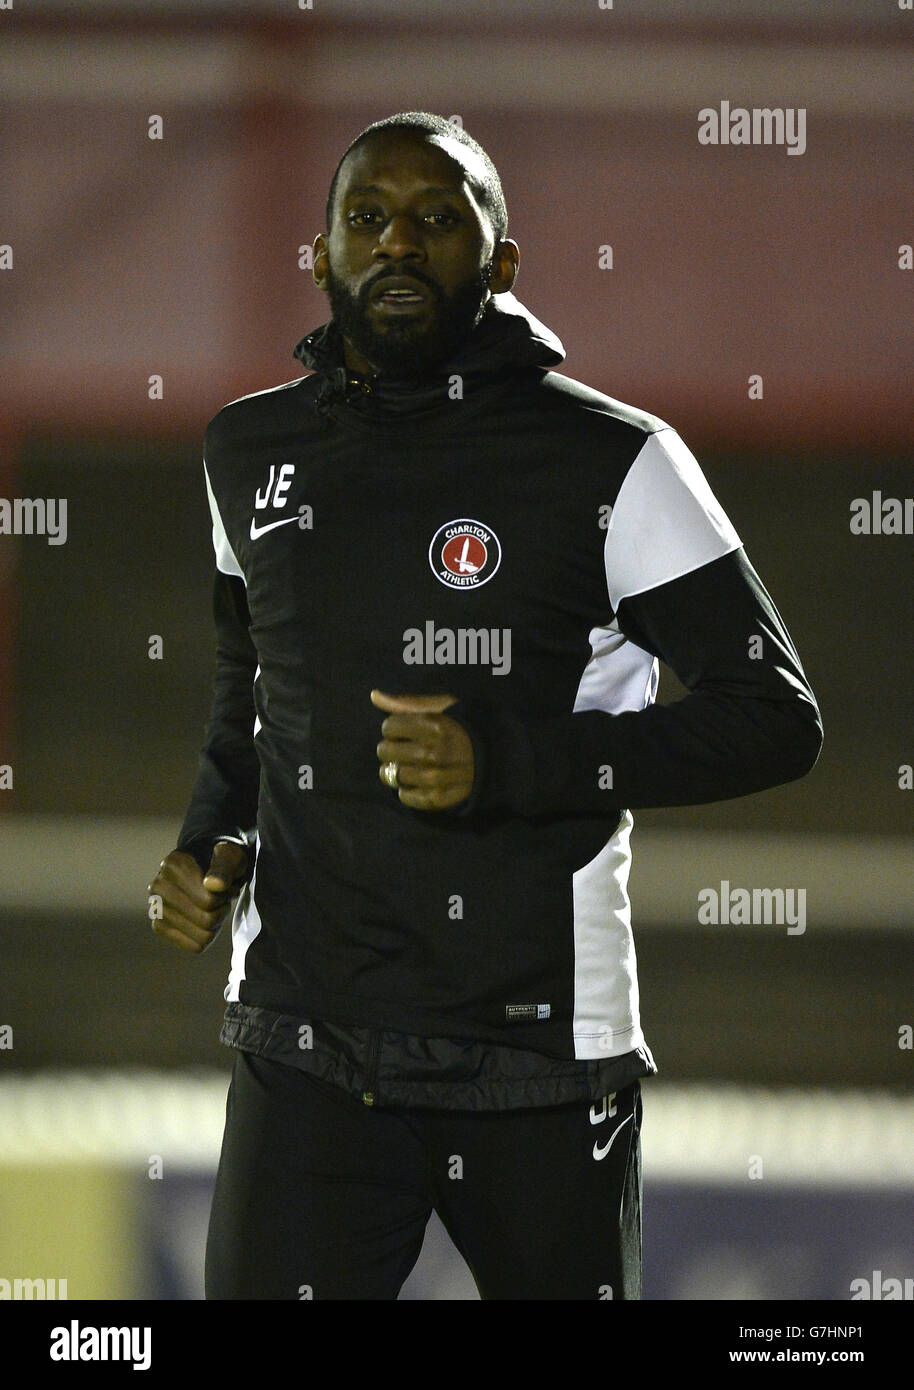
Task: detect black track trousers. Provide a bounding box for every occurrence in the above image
[205,1050,643,1301]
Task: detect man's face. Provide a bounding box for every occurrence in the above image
[315,131,513,376]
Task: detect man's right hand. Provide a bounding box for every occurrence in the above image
[148,841,250,954]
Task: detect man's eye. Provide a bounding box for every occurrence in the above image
[346,212,459,227]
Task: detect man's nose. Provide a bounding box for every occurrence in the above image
[374,215,427,258]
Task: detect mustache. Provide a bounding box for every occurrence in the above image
[363,272,438,302]
[326,262,492,303]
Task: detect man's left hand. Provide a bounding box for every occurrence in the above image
[371,689,475,811]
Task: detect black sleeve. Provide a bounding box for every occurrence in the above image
[175,569,261,873]
[446,546,823,818]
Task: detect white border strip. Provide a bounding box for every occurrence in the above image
[0,1071,910,1186]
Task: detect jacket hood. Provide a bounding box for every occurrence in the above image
[292,291,565,420]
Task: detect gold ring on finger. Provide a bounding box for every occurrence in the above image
[381,761,399,788]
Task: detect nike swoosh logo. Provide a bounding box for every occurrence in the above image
[592,1112,633,1162]
[250,514,300,540]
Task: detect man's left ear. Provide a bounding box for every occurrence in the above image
[490,239,520,295]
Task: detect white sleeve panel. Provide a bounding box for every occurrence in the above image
[204,459,245,581]
[604,428,742,610]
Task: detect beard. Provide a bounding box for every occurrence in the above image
[323,258,494,378]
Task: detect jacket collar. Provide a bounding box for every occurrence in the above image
[292,291,565,419]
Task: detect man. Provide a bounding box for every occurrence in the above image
[149,111,822,1301]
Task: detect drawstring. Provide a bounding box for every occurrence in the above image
[313,367,344,421]
[314,366,373,423]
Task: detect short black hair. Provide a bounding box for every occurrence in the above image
[325,111,508,245]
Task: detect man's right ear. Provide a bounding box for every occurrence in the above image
[312,234,329,291]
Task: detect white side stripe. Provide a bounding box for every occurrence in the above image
[204,458,245,581]
[225,829,263,1003]
[571,810,647,1060]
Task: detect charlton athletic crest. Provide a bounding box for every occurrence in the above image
[429,518,502,589]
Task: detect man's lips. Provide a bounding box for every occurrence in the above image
[370,276,431,304]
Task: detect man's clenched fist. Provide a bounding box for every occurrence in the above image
[148,840,249,954]
[371,688,474,811]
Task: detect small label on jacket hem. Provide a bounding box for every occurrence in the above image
[506,1003,551,1022]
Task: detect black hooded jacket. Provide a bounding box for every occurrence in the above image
[176,292,822,1109]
